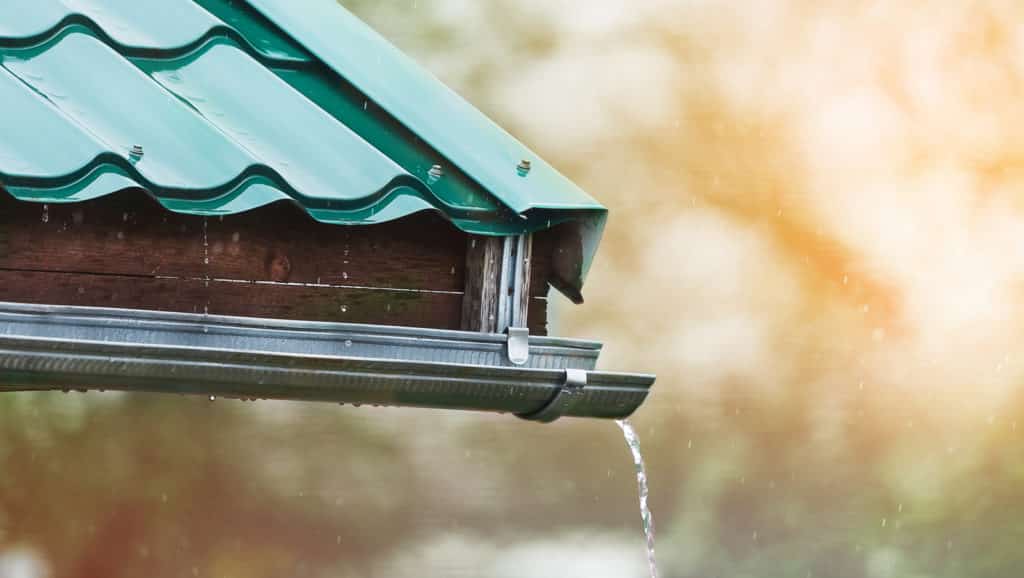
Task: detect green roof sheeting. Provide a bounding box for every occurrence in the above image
[0,0,607,296]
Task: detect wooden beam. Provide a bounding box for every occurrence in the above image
[462,233,539,334]
[460,235,503,332]
[0,191,465,291]
[0,270,462,328]
[513,233,533,328]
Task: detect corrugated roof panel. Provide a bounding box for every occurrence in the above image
[3,0,221,49]
[3,0,311,62]
[148,42,408,201]
[5,31,257,188]
[0,0,609,296]
[246,0,604,215]
[0,65,103,177]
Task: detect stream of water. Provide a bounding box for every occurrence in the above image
[616,418,659,578]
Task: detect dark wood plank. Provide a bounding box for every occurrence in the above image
[0,270,462,328]
[204,204,465,291]
[0,190,465,291]
[0,189,551,332]
[527,296,548,336]
[530,222,582,303]
[530,227,555,299]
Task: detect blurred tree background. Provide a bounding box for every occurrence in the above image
[4,1,1024,577]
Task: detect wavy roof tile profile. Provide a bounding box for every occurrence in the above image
[0,0,608,297]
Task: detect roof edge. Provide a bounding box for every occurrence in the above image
[240,0,609,297]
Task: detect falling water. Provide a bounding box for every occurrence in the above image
[616,418,659,578]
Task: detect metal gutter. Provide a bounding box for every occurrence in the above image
[0,302,654,421]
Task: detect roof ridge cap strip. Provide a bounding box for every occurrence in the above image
[240,0,608,294]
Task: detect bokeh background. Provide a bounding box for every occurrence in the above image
[4,0,1024,576]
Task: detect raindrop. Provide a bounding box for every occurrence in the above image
[41,204,49,223]
[344,339,353,348]
[340,305,348,313]
[208,395,216,402]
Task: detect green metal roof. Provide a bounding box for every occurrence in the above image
[0,0,607,297]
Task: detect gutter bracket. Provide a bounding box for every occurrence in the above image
[517,368,588,423]
[505,326,530,366]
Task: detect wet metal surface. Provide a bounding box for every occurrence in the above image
[0,302,654,420]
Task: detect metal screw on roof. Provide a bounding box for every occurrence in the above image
[517,160,532,176]
[128,144,144,161]
[427,164,444,183]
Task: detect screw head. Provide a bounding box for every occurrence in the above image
[516,160,532,176]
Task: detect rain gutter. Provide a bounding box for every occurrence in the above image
[0,302,654,422]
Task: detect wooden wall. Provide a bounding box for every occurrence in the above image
[0,190,550,333]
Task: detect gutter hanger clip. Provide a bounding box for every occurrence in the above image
[517,368,588,423]
[506,326,530,366]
